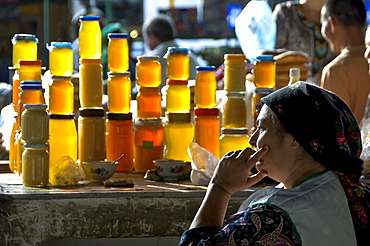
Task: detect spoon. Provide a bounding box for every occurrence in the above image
[113,154,125,164]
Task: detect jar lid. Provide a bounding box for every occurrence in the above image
[255,55,274,62]
[166,79,188,85]
[108,33,128,39]
[137,55,159,61]
[108,71,131,77]
[49,114,75,119]
[221,128,249,135]
[225,92,246,97]
[107,112,132,120]
[253,87,276,93]
[195,66,216,72]
[79,108,105,117]
[24,104,47,110]
[194,107,219,116]
[166,113,191,122]
[12,34,39,44]
[79,15,100,21]
[79,58,102,64]
[21,85,43,90]
[24,144,48,149]
[51,75,72,81]
[134,117,163,126]
[20,81,41,85]
[224,54,246,60]
[18,59,42,66]
[164,47,189,58]
[47,42,72,50]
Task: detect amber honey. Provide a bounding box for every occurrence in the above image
[137,87,161,119]
[79,58,103,108]
[107,72,131,113]
[108,33,129,73]
[49,76,74,114]
[222,93,247,129]
[165,47,190,80]
[194,66,217,108]
[166,80,190,113]
[253,55,276,89]
[136,56,161,87]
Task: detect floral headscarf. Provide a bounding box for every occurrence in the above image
[261,82,370,244]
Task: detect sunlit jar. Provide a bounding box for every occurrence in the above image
[47,42,73,76]
[165,47,190,80]
[251,87,275,132]
[21,104,49,145]
[194,107,220,159]
[164,113,194,162]
[79,58,103,108]
[22,144,49,187]
[18,84,46,120]
[219,128,251,157]
[222,92,247,129]
[133,118,164,172]
[12,69,20,112]
[253,55,276,89]
[79,15,102,59]
[49,76,74,114]
[107,72,131,113]
[11,34,38,68]
[9,115,19,173]
[136,86,162,119]
[194,66,217,108]
[107,33,129,73]
[49,114,77,169]
[136,56,161,87]
[106,112,134,172]
[224,54,247,92]
[166,79,190,113]
[78,108,106,165]
[15,131,24,175]
[18,59,42,82]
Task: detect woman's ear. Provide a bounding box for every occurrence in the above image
[290,137,300,150]
[328,16,337,32]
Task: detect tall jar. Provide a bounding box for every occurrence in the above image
[194,66,217,108]
[136,56,161,87]
[21,104,49,145]
[133,118,164,172]
[79,15,102,59]
[18,59,42,82]
[222,92,247,129]
[194,107,220,159]
[47,42,73,77]
[165,47,190,80]
[106,112,134,172]
[49,76,74,114]
[49,114,77,169]
[219,128,251,157]
[164,113,194,162]
[12,69,20,112]
[253,55,276,89]
[22,144,49,187]
[165,79,190,113]
[107,72,131,113]
[78,108,106,165]
[11,34,38,68]
[107,33,129,73]
[79,58,103,108]
[136,86,162,119]
[224,54,247,92]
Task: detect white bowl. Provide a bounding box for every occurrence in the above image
[153,159,186,181]
[82,161,117,182]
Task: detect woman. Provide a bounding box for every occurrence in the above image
[179,82,370,245]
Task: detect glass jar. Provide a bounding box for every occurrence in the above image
[164,113,194,162]
[18,59,42,82]
[224,54,247,92]
[219,128,251,157]
[49,114,77,169]
[136,56,161,87]
[251,88,275,132]
[49,76,74,114]
[9,115,19,173]
[133,118,164,172]
[15,131,24,175]
[79,15,102,59]
[136,86,162,119]
[165,79,190,113]
[222,92,247,129]
[18,84,46,119]
[107,72,131,113]
[12,69,20,112]
[11,34,38,68]
[253,55,276,89]
[22,144,49,187]
[107,33,129,73]
[79,58,103,108]
[47,42,73,77]
[194,107,220,159]
[165,47,190,80]
[194,66,217,108]
[78,108,106,165]
[21,104,49,145]
[106,112,133,172]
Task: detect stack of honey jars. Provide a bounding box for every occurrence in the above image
[106,32,133,172]
[134,55,163,172]
[219,54,251,157]
[163,47,193,162]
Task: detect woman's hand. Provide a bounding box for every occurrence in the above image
[211,146,269,195]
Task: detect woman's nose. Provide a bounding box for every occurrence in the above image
[249,130,257,147]
[365,46,370,60]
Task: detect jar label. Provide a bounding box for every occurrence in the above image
[142,141,154,149]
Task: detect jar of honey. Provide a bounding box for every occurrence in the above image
[12,70,20,112]
[79,58,103,108]
[136,56,161,87]
[219,128,251,157]
[107,33,129,73]
[22,144,49,187]
[49,76,74,115]
[79,15,102,59]
[107,72,131,113]
[136,86,162,119]
[11,34,38,68]
[166,79,190,113]
[9,115,19,173]
[21,104,49,145]
[18,59,42,82]
[251,87,275,132]
[165,47,190,80]
[47,42,73,77]
[194,66,217,108]
[224,54,247,92]
[253,55,276,89]
[222,92,247,129]
[18,85,46,121]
